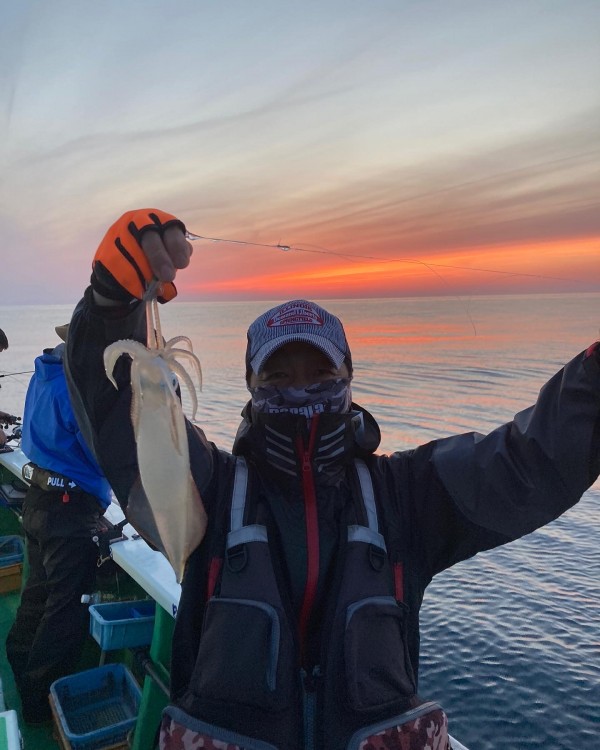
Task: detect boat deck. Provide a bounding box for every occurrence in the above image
[0,589,59,749]
[0,498,152,748]
[0,563,155,749]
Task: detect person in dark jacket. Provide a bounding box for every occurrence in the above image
[5,324,114,725]
[64,209,600,750]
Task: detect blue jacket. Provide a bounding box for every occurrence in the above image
[22,344,113,510]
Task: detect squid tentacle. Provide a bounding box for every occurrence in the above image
[168,360,200,420]
[164,349,203,390]
[104,340,150,389]
[164,335,195,351]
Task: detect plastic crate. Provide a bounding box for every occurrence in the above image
[89,600,156,651]
[50,664,141,750]
[0,536,24,567]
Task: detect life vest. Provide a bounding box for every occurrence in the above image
[160,458,449,750]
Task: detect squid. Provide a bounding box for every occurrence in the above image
[104,298,207,582]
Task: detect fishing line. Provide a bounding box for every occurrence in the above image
[290,244,589,284]
[0,371,34,378]
[185,231,591,335]
[186,232,291,252]
[186,231,587,285]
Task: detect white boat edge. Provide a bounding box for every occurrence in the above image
[450,735,470,750]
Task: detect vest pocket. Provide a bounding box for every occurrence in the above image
[345,701,449,750]
[344,595,416,711]
[192,597,292,710]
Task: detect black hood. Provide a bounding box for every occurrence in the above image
[232,401,381,484]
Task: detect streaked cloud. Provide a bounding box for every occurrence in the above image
[1,0,598,303]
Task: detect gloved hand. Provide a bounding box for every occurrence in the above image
[91,209,193,303]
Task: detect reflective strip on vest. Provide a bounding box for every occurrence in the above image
[230,455,249,532]
[227,456,386,551]
[227,457,268,548]
[350,459,386,551]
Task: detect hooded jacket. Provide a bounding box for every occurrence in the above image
[65,289,600,747]
[22,343,113,509]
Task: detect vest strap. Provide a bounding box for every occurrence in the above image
[354,459,379,533]
[347,524,387,551]
[229,457,385,552]
[230,456,249,532]
[227,524,268,549]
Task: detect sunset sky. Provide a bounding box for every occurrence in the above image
[1,0,599,304]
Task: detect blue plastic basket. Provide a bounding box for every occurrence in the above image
[50,664,141,750]
[0,536,24,568]
[89,600,156,651]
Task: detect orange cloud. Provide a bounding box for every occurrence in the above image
[181,237,598,299]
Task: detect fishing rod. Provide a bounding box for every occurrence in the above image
[0,371,33,378]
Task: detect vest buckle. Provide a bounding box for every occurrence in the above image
[226,543,248,573]
[368,543,386,572]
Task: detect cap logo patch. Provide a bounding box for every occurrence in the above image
[267,301,323,328]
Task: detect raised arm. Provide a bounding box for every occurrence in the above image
[386,344,600,582]
[431,344,600,541]
[64,209,213,511]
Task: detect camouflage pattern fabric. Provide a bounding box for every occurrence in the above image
[160,709,450,749]
[249,378,352,418]
[160,715,242,749]
[358,708,450,750]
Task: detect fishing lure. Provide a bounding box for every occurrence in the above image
[104,296,206,582]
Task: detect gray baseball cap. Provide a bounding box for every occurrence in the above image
[246,299,352,376]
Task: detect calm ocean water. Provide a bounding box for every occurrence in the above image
[1,293,599,748]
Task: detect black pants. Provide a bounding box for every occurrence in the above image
[5,485,101,722]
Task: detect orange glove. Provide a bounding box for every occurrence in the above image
[92,209,185,303]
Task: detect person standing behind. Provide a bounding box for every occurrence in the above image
[5,324,114,725]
